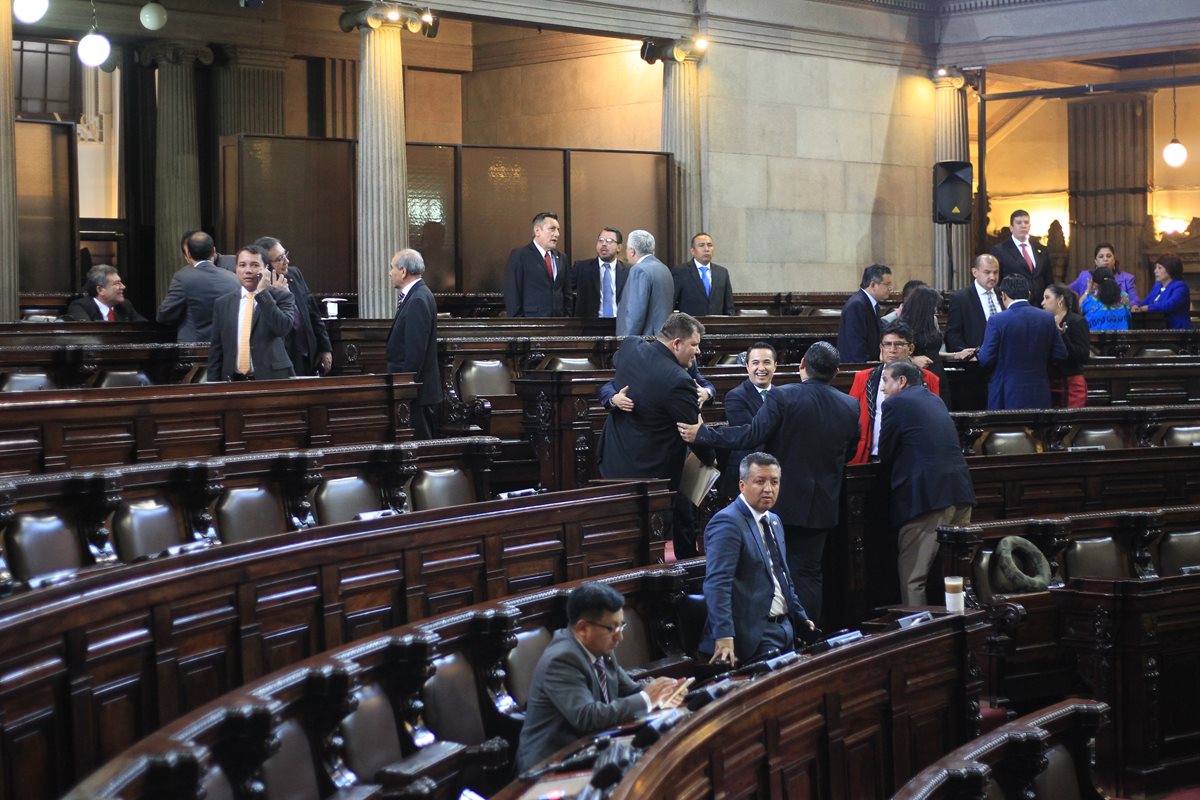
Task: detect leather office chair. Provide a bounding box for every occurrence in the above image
[1159,425,1200,447]
[112,498,188,561]
[505,627,553,708]
[215,486,288,544]
[1063,537,1131,580]
[736,309,770,316]
[455,360,514,402]
[716,353,744,365]
[257,719,331,800]
[314,475,383,525]
[93,370,153,388]
[1066,427,1126,450]
[5,512,85,582]
[1136,347,1177,358]
[0,371,57,392]
[410,468,475,511]
[537,356,597,371]
[1158,530,1200,577]
[981,430,1038,456]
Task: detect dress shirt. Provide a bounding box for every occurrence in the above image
[862,287,879,312]
[236,286,256,373]
[1011,236,1035,269]
[975,281,1000,320]
[533,241,556,278]
[93,298,113,319]
[872,381,886,457]
[738,496,787,616]
[571,635,651,712]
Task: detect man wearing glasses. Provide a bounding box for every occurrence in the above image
[848,320,941,464]
[567,227,628,318]
[516,582,689,773]
[255,237,333,376]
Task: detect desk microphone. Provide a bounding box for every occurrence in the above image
[519,737,611,780]
[632,709,686,749]
[684,678,738,711]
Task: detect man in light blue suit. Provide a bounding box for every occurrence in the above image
[977,273,1066,410]
[616,229,673,337]
[700,452,815,667]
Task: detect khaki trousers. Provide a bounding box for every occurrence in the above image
[897,504,973,606]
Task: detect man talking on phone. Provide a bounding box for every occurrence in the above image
[207,244,297,382]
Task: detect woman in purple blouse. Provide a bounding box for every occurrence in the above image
[1068,243,1139,306]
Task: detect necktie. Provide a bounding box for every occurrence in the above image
[237,292,255,375]
[600,264,615,317]
[396,291,404,310]
[544,251,554,280]
[700,265,711,297]
[760,388,769,400]
[759,516,793,602]
[106,308,115,321]
[985,291,998,316]
[594,658,610,703]
[1019,243,1035,272]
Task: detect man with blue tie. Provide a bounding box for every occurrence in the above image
[699,453,816,667]
[673,232,736,316]
[567,227,628,318]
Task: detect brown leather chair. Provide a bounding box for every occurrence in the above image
[314,475,383,525]
[4,512,85,582]
[1032,742,1083,800]
[112,498,188,561]
[341,684,407,782]
[736,309,770,316]
[1157,530,1200,577]
[93,370,153,388]
[812,308,842,317]
[505,627,553,708]
[1066,427,1125,450]
[716,353,744,365]
[257,718,326,800]
[1063,537,1131,580]
[215,486,287,544]
[0,371,57,392]
[409,468,475,511]
[423,654,487,747]
[1136,347,1177,358]
[1159,425,1200,447]
[981,430,1038,456]
[537,356,597,371]
[455,360,514,401]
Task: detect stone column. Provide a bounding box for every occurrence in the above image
[341,4,407,319]
[0,9,20,321]
[214,47,288,137]
[934,70,972,289]
[141,41,214,297]
[662,58,702,267]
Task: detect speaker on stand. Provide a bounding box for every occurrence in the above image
[933,160,973,283]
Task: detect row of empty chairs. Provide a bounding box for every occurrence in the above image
[0,369,154,391]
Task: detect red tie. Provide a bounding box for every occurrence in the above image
[1019,243,1034,273]
[544,251,554,280]
[106,308,115,321]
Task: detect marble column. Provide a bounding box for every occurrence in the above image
[141,41,214,297]
[214,47,288,138]
[0,9,20,321]
[341,4,407,319]
[933,70,972,289]
[662,58,702,267]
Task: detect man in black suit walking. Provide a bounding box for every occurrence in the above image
[945,253,1001,352]
[568,226,627,318]
[679,342,860,625]
[64,265,146,321]
[387,249,442,440]
[256,237,332,376]
[990,209,1051,300]
[504,211,567,317]
[836,263,893,364]
[673,232,736,316]
[878,360,976,605]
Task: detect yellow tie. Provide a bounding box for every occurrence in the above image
[237,292,255,375]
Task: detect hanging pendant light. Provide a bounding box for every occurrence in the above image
[13,0,51,25]
[1164,51,1189,168]
[77,0,111,67]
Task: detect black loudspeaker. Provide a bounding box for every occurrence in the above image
[933,160,972,224]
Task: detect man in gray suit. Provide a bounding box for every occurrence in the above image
[516,582,688,773]
[616,229,673,337]
[206,245,297,381]
[157,231,240,342]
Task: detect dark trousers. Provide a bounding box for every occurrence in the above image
[672,494,699,559]
[753,617,793,661]
[783,525,831,627]
[412,403,438,440]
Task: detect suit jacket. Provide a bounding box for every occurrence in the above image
[515,629,644,773]
[616,256,674,337]
[157,261,241,343]
[206,286,298,381]
[505,242,567,317]
[976,300,1067,410]
[673,262,735,316]
[836,289,881,364]
[63,296,146,322]
[701,499,808,663]
[696,380,859,529]
[280,266,332,376]
[598,336,703,490]
[386,279,443,407]
[215,254,237,272]
[568,258,627,318]
[879,386,976,526]
[849,365,941,464]
[719,379,764,500]
[597,360,714,409]
[945,284,990,351]
[991,238,1051,299]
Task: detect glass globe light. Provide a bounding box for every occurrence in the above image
[140,2,168,30]
[13,0,50,24]
[1164,138,1189,168]
[77,30,111,67]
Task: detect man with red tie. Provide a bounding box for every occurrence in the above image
[504,211,568,317]
[990,209,1051,300]
[64,265,146,322]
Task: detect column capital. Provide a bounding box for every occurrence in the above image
[215,45,290,72]
[932,69,967,91]
[339,2,390,33]
[139,41,214,69]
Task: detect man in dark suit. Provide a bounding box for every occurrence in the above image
[878,361,975,605]
[387,248,442,440]
[672,232,735,316]
[680,343,859,626]
[63,265,146,321]
[157,231,241,342]
[568,227,627,318]
[990,209,1051,299]
[256,237,333,376]
[836,263,893,363]
[977,273,1066,410]
[945,253,1001,351]
[718,342,777,501]
[699,453,816,667]
[206,245,297,382]
[516,582,687,773]
[504,211,567,317]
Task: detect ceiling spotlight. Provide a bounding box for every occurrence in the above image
[694,37,708,51]
[671,37,708,63]
[77,0,111,67]
[936,67,948,77]
[385,5,400,21]
[420,7,433,24]
[139,2,168,30]
[640,39,671,65]
[421,15,439,38]
[12,0,50,24]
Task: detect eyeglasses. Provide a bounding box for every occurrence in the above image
[880,341,912,350]
[597,237,618,244]
[270,250,289,264]
[584,619,627,635]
